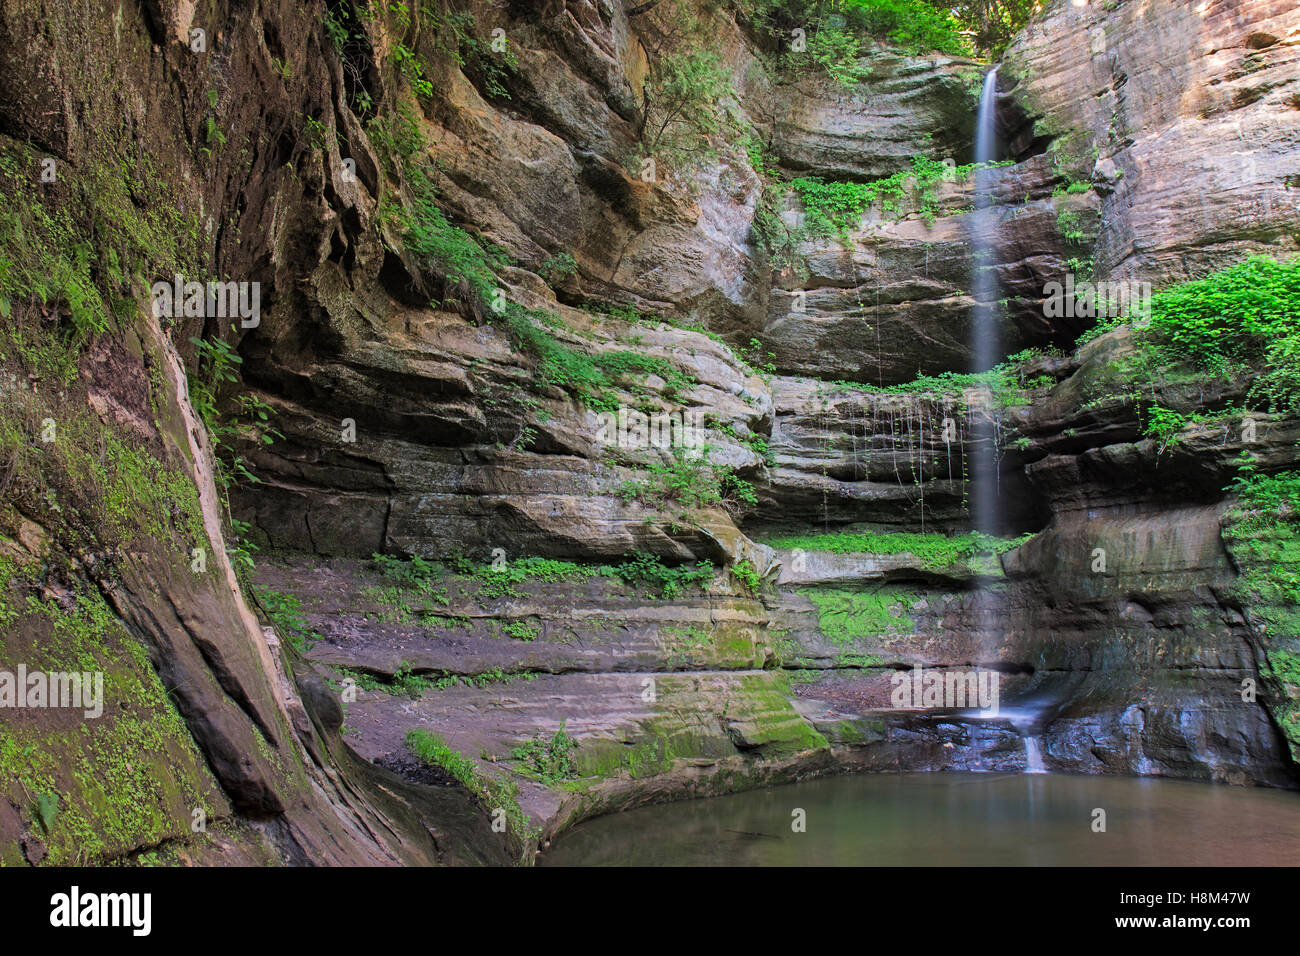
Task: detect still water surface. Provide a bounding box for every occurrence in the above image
[542,773,1300,866]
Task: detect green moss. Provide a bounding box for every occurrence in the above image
[0,586,226,865]
[0,136,203,383]
[0,389,208,557]
[658,622,762,668]
[789,156,1013,240]
[834,719,868,745]
[727,672,830,753]
[1222,469,1300,759]
[452,552,716,603]
[572,736,678,782]
[799,586,918,645]
[767,529,1030,571]
[570,672,828,784]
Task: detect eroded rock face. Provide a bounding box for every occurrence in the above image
[762,376,1047,532]
[1002,0,1300,286]
[770,52,985,179]
[763,152,1088,383]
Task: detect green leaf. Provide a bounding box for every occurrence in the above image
[34,792,58,833]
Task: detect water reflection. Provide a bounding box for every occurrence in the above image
[542,773,1300,867]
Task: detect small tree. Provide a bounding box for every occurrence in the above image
[639,48,738,166]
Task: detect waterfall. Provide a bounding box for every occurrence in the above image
[970,68,1001,536]
[1022,736,1047,774]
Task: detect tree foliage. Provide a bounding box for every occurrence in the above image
[733,0,1040,61]
[640,48,739,161]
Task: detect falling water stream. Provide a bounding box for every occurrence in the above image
[1022,737,1046,773]
[969,68,1046,773]
[970,67,1001,536]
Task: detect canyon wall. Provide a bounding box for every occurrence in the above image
[1,0,1297,864]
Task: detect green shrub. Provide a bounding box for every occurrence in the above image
[616,445,758,518]
[394,182,504,298]
[502,620,540,641]
[252,586,320,652]
[806,24,872,86]
[510,719,578,785]
[1080,257,1300,414]
[841,0,973,56]
[538,252,578,287]
[372,552,442,589]
[1145,257,1300,410]
[609,551,715,600]
[733,558,763,592]
[1140,405,1188,452]
[741,0,977,57]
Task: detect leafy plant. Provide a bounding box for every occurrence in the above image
[391,42,434,99]
[610,551,715,600]
[1081,257,1300,414]
[392,181,504,298]
[1140,405,1188,455]
[740,0,979,59]
[187,336,242,436]
[538,252,578,287]
[733,558,763,592]
[616,444,758,517]
[807,24,872,86]
[510,719,578,785]
[502,619,540,641]
[372,552,442,589]
[841,0,974,56]
[252,585,321,652]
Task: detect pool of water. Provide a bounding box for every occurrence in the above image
[541,773,1300,866]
